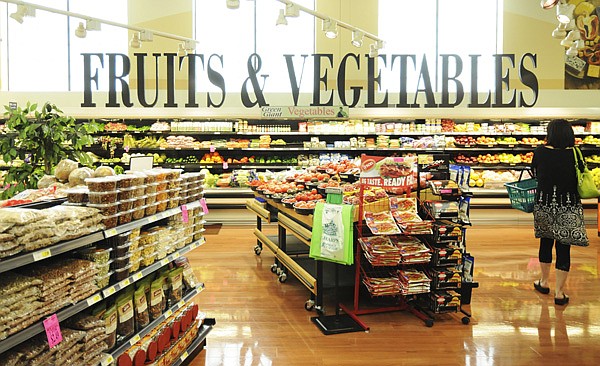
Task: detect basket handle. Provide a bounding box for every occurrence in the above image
[518,168,533,181]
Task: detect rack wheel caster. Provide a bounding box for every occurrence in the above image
[276,268,283,276]
[278,273,287,283]
[254,245,262,255]
[462,317,470,325]
[304,300,315,311]
[270,264,278,273]
[425,319,434,327]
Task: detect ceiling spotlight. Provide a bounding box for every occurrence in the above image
[140,30,154,42]
[226,0,240,9]
[556,2,575,24]
[566,43,579,56]
[75,22,87,38]
[129,32,141,49]
[369,44,379,58]
[184,40,196,51]
[322,18,338,39]
[560,30,578,47]
[276,9,288,26]
[9,5,34,24]
[551,22,567,38]
[351,30,364,47]
[540,0,560,9]
[177,43,188,57]
[285,3,300,17]
[86,19,101,31]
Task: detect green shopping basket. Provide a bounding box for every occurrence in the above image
[504,178,537,213]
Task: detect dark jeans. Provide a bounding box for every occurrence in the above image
[539,238,571,272]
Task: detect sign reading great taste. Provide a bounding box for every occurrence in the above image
[80,52,539,109]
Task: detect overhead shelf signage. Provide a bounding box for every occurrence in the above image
[261,106,348,118]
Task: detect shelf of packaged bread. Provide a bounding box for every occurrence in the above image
[0,231,105,274]
[0,237,206,355]
[106,285,205,362]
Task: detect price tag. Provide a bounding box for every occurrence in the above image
[121,278,131,287]
[209,145,215,152]
[103,286,116,297]
[181,205,189,223]
[180,351,189,361]
[129,334,141,345]
[101,355,114,366]
[133,272,143,281]
[160,258,170,266]
[124,146,130,153]
[177,300,185,309]
[222,161,228,169]
[33,249,51,262]
[172,252,180,260]
[164,309,173,318]
[43,314,62,349]
[87,294,102,306]
[199,198,209,215]
[148,215,158,223]
[175,147,181,150]
[105,228,118,237]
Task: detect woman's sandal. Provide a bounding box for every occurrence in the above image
[555,295,569,306]
[534,280,550,294]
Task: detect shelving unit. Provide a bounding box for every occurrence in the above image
[0,197,212,363]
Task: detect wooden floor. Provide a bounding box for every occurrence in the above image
[185,223,600,366]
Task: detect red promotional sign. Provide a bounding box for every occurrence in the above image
[359,155,417,189]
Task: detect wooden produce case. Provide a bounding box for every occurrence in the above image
[246,195,323,313]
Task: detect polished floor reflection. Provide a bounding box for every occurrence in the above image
[186,224,600,366]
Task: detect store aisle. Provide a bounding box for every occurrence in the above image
[186,225,600,366]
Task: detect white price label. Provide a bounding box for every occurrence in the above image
[121,278,131,287]
[129,334,141,345]
[180,351,189,361]
[160,258,170,266]
[101,355,114,366]
[177,300,185,309]
[172,252,180,260]
[33,249,51,261]
[133,272,143,281]
[164,309,173,318]
[87,294,102,306]
[148,215,158,223]
[105,228,118,237]
[102,287,116,297]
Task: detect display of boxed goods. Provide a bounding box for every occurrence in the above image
[428,267,462,290]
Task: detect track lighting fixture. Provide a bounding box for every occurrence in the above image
[351,30,364,47]
[9,4,34,23]
[177,43,187,57]
[140,30,153,42]
[566,43,579,56]
[560,29,579,47]
[276,9,288,26]
[226,0,240,9]
[3,0,198,52]
[129,32,141,48]
[322,18,338,39]
[551,22,567,39]
[285,3,299,17]
[183,40,196,51]
[540,0,560,9]
[556,1,575,24]
[74,22,87,38]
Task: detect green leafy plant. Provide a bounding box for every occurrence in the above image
[0,102,100,199]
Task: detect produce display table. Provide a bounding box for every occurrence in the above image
[246,196,324,313]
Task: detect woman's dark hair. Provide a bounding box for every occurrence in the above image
[546,119,575,148]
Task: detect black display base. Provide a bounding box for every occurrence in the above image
[311,314,366,335]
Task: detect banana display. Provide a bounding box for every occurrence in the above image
[123,134,166,148]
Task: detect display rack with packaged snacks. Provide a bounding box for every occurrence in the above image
[335,153,476,328]
[0,182,213,363]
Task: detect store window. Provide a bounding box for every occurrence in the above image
[0,0,127,92]
[195,0,315,93]
[378,0,502,93]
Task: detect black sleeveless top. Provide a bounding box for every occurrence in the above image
[531,145,579,204]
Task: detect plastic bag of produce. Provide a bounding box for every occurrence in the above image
[93,166,116,178]
[68,167,94,186]
[37,175,57,189]
[55,159,78,182]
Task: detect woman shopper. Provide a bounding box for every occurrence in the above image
[531,119,589,305]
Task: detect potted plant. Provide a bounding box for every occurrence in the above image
[0,102,99,199]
